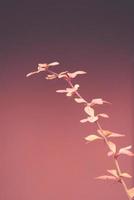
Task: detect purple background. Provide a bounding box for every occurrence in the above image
[0,1,134,200]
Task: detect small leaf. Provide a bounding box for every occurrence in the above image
[74,98,86,103]
[74,84,80,90]
[58,71,68,78]
[127,187,134,199]
[46,74,57,80]
[98,113,109,118]
[80,118,89,123]
[95,175,117,181]
[26,70,39,77]
[100,130,125,138]
[118,145,134,157]
[88,116,99,123]
[107,151,114,157]
[56,84,79,96]
[67,71,87,78]
[121,172,132,179]
[80,116,98,123]
[48,61,60,66]
[38,63,48,68]
[107,132,125,138]
[107,169,118,177]
[84,134,102,142]
[84,106,95,116]
[56,89,67,93]
[108,141,116,154]
[90,98,111,106]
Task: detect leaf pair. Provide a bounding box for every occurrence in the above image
[96,169,132,182]
[85,129,125,143]
[58,70,87,79]
[107,143,134,158]
[26,62,59,77]
[80,105,109,123]
[56,84,79,97]
[46,70,87,80]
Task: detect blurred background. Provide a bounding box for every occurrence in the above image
[0,1,134,199]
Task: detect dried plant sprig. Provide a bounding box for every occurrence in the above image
[26,61,134,200]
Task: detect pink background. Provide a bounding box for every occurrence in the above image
[0,2,134,200]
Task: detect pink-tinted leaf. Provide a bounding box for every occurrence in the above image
[80,118,89,123]
[48,61,59,66]
[95,175,117,181]
[121,172,132,179]
[38,63,48,68]
[67,71,87,78]
[90,98,111,106]
[118,145,134,157]
[108,132,125,138]
[74,98,86,103]
[98,113,109,118]
[73,84,80,90]
[84,106,95,116]
[107,151,114,157]
[46,74,57,80]
[58,71,68,78]
[127,187,134,199]
[84,134,102,142]
[108,141,116,154]
[98,129,125,138]
[56,89,67,93]
[26,61,59,77]
[88,116,99,123]
[26,70,40,77]
[66,92,73,97]
[107,169,118,178]
[56,84,79,96]
[80,116,98,123]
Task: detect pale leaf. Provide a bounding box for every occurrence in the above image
[121,172,132,179]
[107,151,114,157]
[74,98,86,103]
[118,145,134,157]
[38,63,48,68]
[108,141,116,154]
[46,74,57,80]
[80,116,98,123]
[98,113,109,118]
[95,175,116,181]
[88,116,99,123]
[80,118,89,123]
[127,187,134,199]
[74,84,80,90]
[101,130,125,138]
[58,71,68,78]
[48,61,60,66]
[56,84,79,96]
[84,134,102,142]
[107,169,118,177]
[66,92,73,97]
[84,106,95,116]
[108,132,125,138]
[56,89,67,93]
[26,71,39,77]
[90,98,111,106]
[67,71,87,78]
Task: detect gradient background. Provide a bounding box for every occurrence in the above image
[0,1,134,200]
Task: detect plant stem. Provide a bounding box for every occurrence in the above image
[46,68,131,200]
